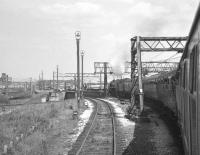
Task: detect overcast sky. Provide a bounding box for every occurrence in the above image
[0,0,199,80]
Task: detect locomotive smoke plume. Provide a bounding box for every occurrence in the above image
[110,47,129,76]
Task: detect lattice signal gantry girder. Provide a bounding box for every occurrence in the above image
[94,62,113,96]
[94,62,113,74]
[130,36,188,112]
[59,73,99,78]
[125,61,179,74]
[131,37,188,52]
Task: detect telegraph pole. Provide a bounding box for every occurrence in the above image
[5,75,8,94]
[25,82,27,92]
[38,74,40,90]
[56,65,59,91]
[104,62,107,96]
[30,77,32,94]
[75,31,81,110]
[74,74,76,90]
[42,71,44,90]
[137,36,144,112]
[100,71,102,89]
[53,71,55,90]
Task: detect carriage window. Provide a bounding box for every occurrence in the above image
[179,69,182,86]
[183,62,187,89]
[189,45,198,93]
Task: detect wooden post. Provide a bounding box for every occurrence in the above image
[30,78,32,94]
[56,65,59,91]
[104,62,107,97]
[42,71,44,90]
[53,71,55,90]
[100,72,102,89]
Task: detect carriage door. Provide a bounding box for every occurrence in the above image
[189,45,198,155]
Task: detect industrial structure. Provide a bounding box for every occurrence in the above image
[130,36,187,112]
[94,62,113,96]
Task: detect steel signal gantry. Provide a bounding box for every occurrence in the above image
[94,62,113,96]
[130,36,187,113]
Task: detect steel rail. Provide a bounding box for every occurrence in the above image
[75,98,116,155]
[75,98,98,155]
[95,98,117,155]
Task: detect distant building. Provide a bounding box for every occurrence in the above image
[0,73,12,83]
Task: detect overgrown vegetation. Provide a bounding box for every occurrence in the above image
[0,99,71,154]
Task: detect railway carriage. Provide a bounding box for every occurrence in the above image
[144,4,200,154]
[176,4,200,155]
[143,71,178,114]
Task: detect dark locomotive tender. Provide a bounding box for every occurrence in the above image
[108,78,132,99]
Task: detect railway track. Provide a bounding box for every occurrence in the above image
[68,98,118,155]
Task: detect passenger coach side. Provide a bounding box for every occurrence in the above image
[176,6,200,155]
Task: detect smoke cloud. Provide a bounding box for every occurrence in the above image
[109,42,130,75]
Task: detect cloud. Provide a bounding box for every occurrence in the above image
[127,2,169,36]
[128,2,168,18]
[0,0,199,79]
[37,2,109,29]
[40,2,103,15]
[101,33,115,41]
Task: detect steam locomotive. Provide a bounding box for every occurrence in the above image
[108,78,132,99]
